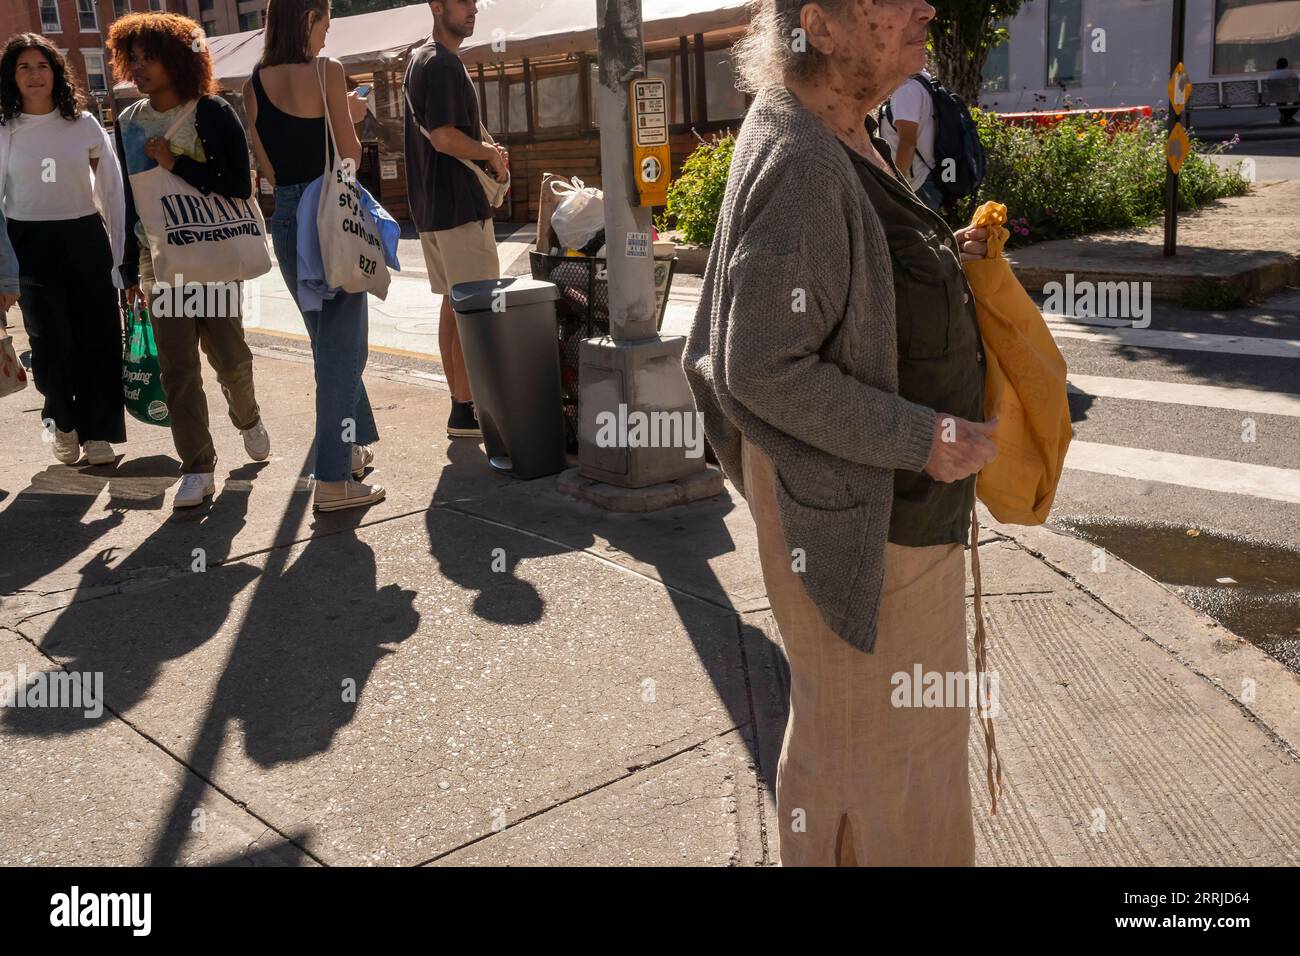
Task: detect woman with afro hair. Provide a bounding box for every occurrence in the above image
[109,11,271,509]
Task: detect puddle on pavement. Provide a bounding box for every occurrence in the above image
[1053,518,1300,673]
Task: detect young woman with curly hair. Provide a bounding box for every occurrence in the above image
[0,34,128,466]
[109,11,271,509]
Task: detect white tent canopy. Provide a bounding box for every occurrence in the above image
[115,0,751,91]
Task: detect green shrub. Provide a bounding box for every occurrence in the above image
[659,134,734,246]
[955,108,1251,246]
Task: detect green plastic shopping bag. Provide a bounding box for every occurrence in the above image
[122,305,171,427]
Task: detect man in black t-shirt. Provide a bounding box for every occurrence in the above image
[404,0,508,438]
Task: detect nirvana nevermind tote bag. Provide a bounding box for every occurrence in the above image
[315,59,391,298]
[124,98,271,286]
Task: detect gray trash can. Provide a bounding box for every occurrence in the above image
[450,277,566,480]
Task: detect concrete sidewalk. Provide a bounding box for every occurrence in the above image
[1,334,1297,866]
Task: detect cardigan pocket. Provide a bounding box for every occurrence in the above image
[892,236,957,359]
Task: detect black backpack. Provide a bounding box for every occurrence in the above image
[884,73,986,205]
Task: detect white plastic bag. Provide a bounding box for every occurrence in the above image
[549,177,604,251]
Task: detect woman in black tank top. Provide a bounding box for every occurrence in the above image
[243,0,385,513]
[249,68,327,186]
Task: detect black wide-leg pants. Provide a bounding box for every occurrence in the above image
[7,214,125,443]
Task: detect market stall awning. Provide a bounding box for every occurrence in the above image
[115,0,752,91]
[1216,0,1300,44]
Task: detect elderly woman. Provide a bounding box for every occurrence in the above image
[684,0,999,866]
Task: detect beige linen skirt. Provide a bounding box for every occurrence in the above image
[742,436,977,866]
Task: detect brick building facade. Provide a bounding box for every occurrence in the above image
[0,0,264,122]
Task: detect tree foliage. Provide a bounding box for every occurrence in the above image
[928,0,1032,104]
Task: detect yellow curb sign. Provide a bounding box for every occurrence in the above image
[1168,62,1192,116]
[631,78,671,207]
[1166,121,1190,175]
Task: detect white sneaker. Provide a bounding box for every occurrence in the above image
[82,440,116,466]
[173,472,215,508]
[52,429,80,464]
[242,421,271,462]
[351,444,374,479]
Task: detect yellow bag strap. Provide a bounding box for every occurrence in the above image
[971,507,1005,814]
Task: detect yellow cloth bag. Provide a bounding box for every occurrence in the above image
[962,202,1073,525]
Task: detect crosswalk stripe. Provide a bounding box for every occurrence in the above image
[1068,375,1300,417]
[1065,441,1300,504]
[1047,320,1300,359]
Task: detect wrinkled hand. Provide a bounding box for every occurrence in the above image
[485,146,508,184]
[0,292,18,312]
[144,136,176,171]
[954,225,989,262]
[347,90,368,123]
[923,413,999,483]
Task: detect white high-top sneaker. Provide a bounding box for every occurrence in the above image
[351,444,374,479]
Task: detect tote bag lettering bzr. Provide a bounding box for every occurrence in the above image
[127,100,272,285]
[315,59,391,298]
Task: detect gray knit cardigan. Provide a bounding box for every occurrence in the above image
[682,85,938,653]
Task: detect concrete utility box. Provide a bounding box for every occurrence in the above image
[577,334,706,488]
[451,277,567,480]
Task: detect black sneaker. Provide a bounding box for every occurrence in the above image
[447,400,481,438]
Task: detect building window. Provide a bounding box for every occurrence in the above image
[481,75,502,137]
[114,1,131,17]
[200,0,215,9]
[507,79,528,135]
[982,21,1010,93]
[1214,0,1300,75]
[151,0,166,10]
[77,0,100,31]
[82,50,108,93]
[534,68,581,131]
[39,0,61,32]
[702,49,746,122]
[203,17,219,37]
[239,10,263,31]
[1047,0,1083,87]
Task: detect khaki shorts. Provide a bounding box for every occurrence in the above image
[420,219,500,296]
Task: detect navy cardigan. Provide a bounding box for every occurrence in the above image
[115,94,254,288]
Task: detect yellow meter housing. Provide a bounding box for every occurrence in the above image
[631,78,671,207]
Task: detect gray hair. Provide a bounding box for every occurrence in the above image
[732,0,851,93]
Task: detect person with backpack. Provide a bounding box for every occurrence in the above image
[0,34,127,467]
[881,69,986,213]
[109,11,271,509]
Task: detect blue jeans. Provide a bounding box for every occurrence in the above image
[270,182,379,481]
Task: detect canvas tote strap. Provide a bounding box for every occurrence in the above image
[970,507,1005,814]
[315,57,339,174]
[164,100,199,140]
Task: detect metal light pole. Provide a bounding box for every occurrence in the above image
[576,0,708,493]
[1163,0,1188,256]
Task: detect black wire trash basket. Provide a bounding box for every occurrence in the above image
[528,251,677,453]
